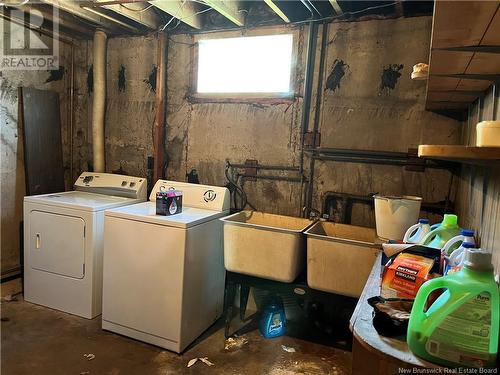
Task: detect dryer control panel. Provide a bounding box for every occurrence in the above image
[75,172,147,200]
[149,180,229,212]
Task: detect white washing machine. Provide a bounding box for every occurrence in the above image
[24,172,147,319]
[102,180,230,353]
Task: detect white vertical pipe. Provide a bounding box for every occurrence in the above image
[92,30,107,172]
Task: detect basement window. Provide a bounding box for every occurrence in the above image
[196,34,294,96]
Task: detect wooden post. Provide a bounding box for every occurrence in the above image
[153,32,167,182]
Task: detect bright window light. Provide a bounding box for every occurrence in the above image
[197,34,293,94]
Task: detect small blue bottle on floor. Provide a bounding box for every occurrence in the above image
[259,299,286,338]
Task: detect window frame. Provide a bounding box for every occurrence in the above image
[189,28,300,102]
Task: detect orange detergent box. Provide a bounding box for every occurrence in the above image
[381,252,436,299]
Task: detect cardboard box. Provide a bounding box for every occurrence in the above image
[156,190,182,216]
[381,252,435,299]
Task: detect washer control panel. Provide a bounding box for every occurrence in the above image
[149,180,229,212]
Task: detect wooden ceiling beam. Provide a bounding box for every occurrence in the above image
[203,0,245,26]
[14,4,95,37]
[263,0,290,23]
[81,6,141,32]
[328,0,342,15]
[40,0,130,32]
[0,7,74,44]
[149,0,203,29]
[94,0,161,30]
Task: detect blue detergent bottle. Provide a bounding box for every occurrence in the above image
[403,219,431,244]
[259,298,286,338]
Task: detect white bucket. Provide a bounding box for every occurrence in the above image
[374,195,422,240]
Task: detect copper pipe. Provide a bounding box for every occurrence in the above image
[69,42,75,183]
[153,32,167,181]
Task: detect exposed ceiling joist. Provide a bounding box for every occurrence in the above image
[203,0,245,26]
[149,0,203,29]
[17,4,95,37]
[0,7,74,44]
[94,0,161,30]
[263,0,290,23]
[328,0,343,15]
[82,5,141,31]
[41,0,136,32]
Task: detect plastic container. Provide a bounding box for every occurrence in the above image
[374,195,422,240]
[408,249,499,368]
[420,214,461,249]
[441,229,475,256]
[430,223,441,230]
[476,120,500,147]
[259,298,286,338]
[444,242,475,275]
[305,221,380,297]
[403,219,431,244]
[221,211,314,282]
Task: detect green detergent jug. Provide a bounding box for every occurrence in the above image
[407,249,499,368]
[420,214,461,249]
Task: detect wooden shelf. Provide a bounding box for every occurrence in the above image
[418,145,500,163]
[425,1,500,111]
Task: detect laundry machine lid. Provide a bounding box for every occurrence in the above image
[24,191,142,212]
[105,201,227,228]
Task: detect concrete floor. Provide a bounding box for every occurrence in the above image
[1,295,352,375]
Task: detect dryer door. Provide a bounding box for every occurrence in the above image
[29,210,85,279]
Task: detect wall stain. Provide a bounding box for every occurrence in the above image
[166,131,187,169]
[0,132,15,154]
[112,164,128,175]
[186,169,200,184]
[45,65,65,83]
[380,64,404,92]
[118,65,126,92]
[87,65,93,95]
[1,104,16,125]
[325,59,347,92]
[144,66,157,93]
[0,79,17,104]
[262,182,284,202]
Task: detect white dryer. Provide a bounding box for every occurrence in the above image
[102,180,229,353]
[24,172,147,318]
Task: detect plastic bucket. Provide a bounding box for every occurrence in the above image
[374,195,422,240]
